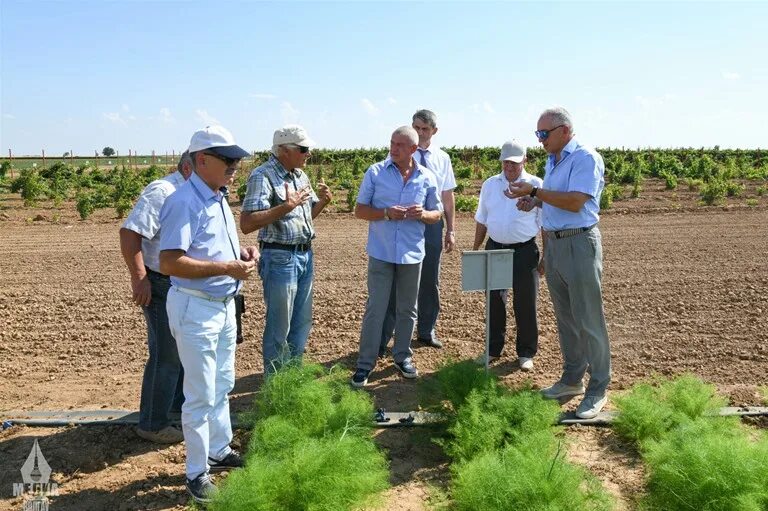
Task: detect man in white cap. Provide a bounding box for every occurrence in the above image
[120,151,192,444]
[159,125,259,504]
[472,140,543,370]
[240,125,332,374]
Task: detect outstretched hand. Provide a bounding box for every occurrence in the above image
[284,183,311,209]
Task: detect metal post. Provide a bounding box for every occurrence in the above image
[485,251,491,372]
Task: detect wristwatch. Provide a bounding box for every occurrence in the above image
[530,187,538,198]
[383,207,390,221]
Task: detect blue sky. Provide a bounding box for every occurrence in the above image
[1,1,766,155]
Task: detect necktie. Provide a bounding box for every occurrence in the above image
[419,149,427,167]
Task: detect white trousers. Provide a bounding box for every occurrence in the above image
[166,286,237,479]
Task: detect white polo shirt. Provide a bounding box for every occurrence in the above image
[122,171,186,273]
[415,145,456,192]
[475,170,543,244]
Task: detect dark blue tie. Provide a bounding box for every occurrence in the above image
[418,149,427,167]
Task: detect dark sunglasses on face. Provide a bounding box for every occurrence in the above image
[288,145,310,154]
[534,125,565,140]
[204,151,238,168]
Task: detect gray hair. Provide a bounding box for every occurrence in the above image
[540,106,574,129]
[177,150,192,172]
[392,125,419,146]
[412,109,437,128]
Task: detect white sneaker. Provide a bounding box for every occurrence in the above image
[474,354,499,366]
[540,381,586,400]
[518,357,534,371]
[575,395,608,419]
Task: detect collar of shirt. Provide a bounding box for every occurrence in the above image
[189,171,221,203]
[494,169,535,185]
[385,157,428,179]
[548,138,580,168]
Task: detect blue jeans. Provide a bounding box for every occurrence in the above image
[139,270,184,431]
[259,248,314,374]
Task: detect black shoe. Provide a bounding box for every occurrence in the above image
[417,337,443,348]
[186,472,217,504]
[208,449,243,472]
[393,359,419,379]
[351,368,370,388]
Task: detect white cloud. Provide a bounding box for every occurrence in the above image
[3,113,15,119]
[158,107,174,123]
[195,109,220,125]
[387,97,397,105]
[483,101,495,114]
[722,71,741,80]
[103,112,127,125]
[280,101,300,123]
[249,93,277,99]
[361,98,380,116]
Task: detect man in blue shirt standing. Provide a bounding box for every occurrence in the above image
[507,107,611,420]
[352,126,442,387]
[159,125,259,504]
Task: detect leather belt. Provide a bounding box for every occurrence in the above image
[260,241,312,252]
[490,237,536,249]
[545,224,596,239]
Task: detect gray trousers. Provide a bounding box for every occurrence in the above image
[357,257,422,371]
[545,227,611,397]
[380,218,443,347]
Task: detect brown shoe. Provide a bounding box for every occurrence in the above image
[136,425,184,444]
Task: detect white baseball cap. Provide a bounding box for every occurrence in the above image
[499,140,526,163]
[188,125,250,159]
[273,124,316,148]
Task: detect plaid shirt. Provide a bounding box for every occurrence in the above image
[242,154,319,245]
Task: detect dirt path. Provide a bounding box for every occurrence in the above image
[1,206,766,510]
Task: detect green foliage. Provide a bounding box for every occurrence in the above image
[218,363,388,511]
[725,180,745,197]
[12,169,48,206]
[631,180,642,198]
[700,179,727,205]
[661,170,678,190]
[757,185,766,196]
[213,435,388,511]
[455,164,472,179]
[455,195,478,212]
[0,161,10,179]
[746,198,758,207]
[75,190,96,220]
[419,360,497,411]
[102,146,115,157]
[452,435,614,511]
[760,386,768,405]
[345,179,360,212]
[600,183,625,210]
[453,179,470,194]
[613,374,727,446]
[441,384,561,462]
[641,420,768,511]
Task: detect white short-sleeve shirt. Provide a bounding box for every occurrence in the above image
[475,170,543,244]
[122,171,186,273]
[415,145,456,193]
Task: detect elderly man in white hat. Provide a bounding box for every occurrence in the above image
[159,125,259,504]
[241,125,332,374]
[472,140,543,371]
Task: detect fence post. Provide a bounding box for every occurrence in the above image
[8,149,14,179]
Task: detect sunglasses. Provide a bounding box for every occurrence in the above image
[204,151,239,169]
[534,125,565,140]
[287,145,310,154]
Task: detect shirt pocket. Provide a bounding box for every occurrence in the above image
[400,184,428,206]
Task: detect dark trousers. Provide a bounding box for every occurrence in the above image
[486,237,540,358]
[139,269,185,431]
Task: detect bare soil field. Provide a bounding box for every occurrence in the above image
[1,183,767,510]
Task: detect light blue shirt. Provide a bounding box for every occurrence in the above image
[357,157,442,264]
[541,138,605,231]
[159,172,241,298]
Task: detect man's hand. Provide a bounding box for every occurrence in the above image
[444,231,456,253]
[284,183,311,210]
[130,275,152,307]
[405,204,424,220]
[516,196,538,212]
[316,179,332,204]
[227,260,257,280]
[240,245,260,263]
[388,205,408,220]
[505,180,534,199]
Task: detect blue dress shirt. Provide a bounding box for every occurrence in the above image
[541,138,605,231]
[357,157,442,264]
[159,172,241,298]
